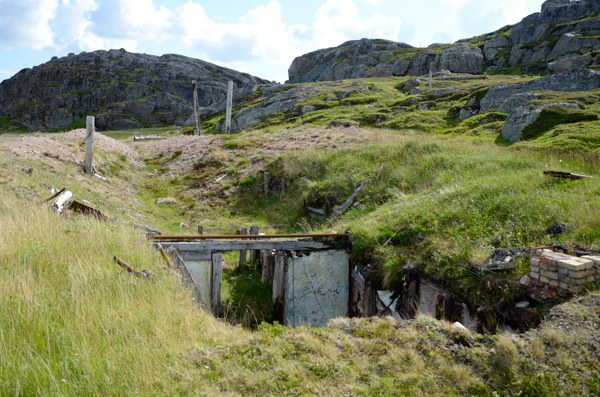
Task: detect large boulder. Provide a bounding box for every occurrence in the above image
[501,102,580,142]
[0,49,269,131]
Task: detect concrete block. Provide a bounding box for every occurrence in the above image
[568,269,594,279]
[568,285,584,294]
[530,265,540,273]
[581,255,600,267]
[540,270,559,280]
[559,282,569,290]
[520,275,531,286]
[540,255,556,266]
[569,278,587,286]
[530,258,540,267]
[530,271,540,280]
[586,276,595,283]
[558,267,569,275]
[540,276,550,284]
[549,279,559,287]
[557,259,586,271]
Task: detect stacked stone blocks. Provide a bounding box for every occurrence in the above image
[529,248,599,294]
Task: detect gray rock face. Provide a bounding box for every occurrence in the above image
[548,54,593,74]
[480,69,600,112]
[472,0,600,73]
[287,39,482,83]
[0,49,269,131]
[502,102,579,143]
[229,82,334,132]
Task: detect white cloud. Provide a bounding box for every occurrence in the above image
[0,0,59,49]
[313,0,401,48]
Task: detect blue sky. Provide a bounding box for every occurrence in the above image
[0,0,546,83]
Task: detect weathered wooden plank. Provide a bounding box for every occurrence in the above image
[211,253,223,314]
[160,240,329,252]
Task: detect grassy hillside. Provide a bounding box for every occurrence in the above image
[1,73,600,395]
[1,194,599,395]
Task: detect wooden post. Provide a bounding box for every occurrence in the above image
[250,225,259,265]
[192,80,201,136]
[84,116,94,174]
[238,227,247,268]
[211,253,223,315]
[224,80,233,135]
[272,251,286,302]
[197,225,203,235]
[264,172,271,195]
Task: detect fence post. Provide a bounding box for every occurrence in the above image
[84,116,95,174]
[238,227,248,268]
[250,225,259,265]
[224,80,234,135]
[192,80,201,136]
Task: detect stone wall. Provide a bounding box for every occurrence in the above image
[529,248,599,293]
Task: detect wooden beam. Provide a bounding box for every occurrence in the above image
[151,233,348,241]
[160,240,330,252]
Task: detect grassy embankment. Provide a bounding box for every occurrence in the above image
[1,190,599,396]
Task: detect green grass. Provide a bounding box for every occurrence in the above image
[232,134,600,303]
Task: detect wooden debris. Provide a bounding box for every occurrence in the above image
[69,199,112,220]
[93,173,110,182]
[133,136,166,141]
[132,223,162,235]
[158,244,175,270]
[543,171,590,180]
[42,187,66,204]
[113,256,156,280]
[328,178,372,225]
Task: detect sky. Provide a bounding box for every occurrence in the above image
[0,0,546,84]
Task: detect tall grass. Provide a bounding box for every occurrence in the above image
[0,193,225,395]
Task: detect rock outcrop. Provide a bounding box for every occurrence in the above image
[288,0,600,83]
[479,68,600,113]
[0,49,269,131]
[468,0,600,74]
[287,39,483,83]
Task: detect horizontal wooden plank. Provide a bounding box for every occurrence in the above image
[160,240,330,252]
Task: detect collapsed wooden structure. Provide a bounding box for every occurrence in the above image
[155,233,351,327]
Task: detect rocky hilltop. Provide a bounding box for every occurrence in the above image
[287,0,600,83]
[0,49,269,131]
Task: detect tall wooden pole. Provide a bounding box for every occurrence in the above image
[84,116,94,174]
[224,80,233,135]
[192,80,201,136]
